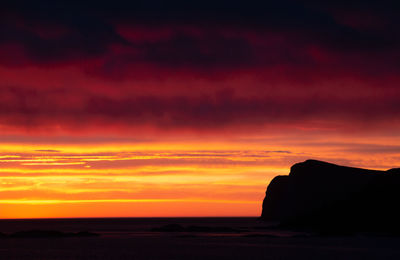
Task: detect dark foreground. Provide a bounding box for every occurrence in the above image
[1,217,400,260]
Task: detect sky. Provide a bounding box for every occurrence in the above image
[0,0,400,218]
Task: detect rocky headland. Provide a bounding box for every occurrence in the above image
[261,160,400,234]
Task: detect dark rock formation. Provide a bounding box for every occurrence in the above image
[261,160,400,233]
[151,224,186,232]
[151,224,241,233]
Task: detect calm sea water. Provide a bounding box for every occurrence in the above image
[1,218,400,259]
[0,217,293,237]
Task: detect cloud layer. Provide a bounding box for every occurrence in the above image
[1,1,400,135]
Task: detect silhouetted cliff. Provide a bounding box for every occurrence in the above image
[261,160,400,233]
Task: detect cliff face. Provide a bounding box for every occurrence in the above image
[261,160,400,232]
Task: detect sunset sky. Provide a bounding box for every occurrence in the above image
[1,0,400,218]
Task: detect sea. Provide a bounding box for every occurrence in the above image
[0,217,399,259]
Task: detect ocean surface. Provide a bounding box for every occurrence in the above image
[0,217,264,234]
[1,217,400,259]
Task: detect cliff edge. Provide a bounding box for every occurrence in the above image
[261,160,400,232]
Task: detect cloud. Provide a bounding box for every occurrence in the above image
[2,1,399,72]
[1,1,400,135]
[0,84,400,135]
[34,150,61,153]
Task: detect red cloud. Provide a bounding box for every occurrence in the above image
[1,2,400,136]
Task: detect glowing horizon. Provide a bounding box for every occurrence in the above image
[1,135,399,219]
[1,1,400,218]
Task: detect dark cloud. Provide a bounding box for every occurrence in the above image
[2,0,399,70]
[0,85,400,132]
[0,13,123,66]
[1,1,400,134]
